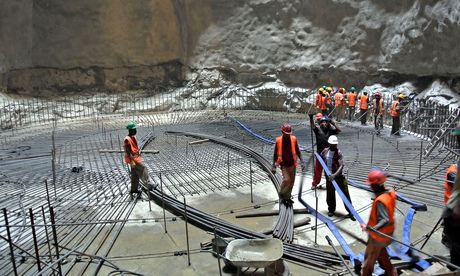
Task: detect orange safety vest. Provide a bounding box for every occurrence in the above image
[444,164,458,204]
[124,135,142,164]
[317,95,327,110]
[348,93,357,107]
[390,100,400,117]
[315,92,321,107]
[325,92,332,105]
[335,92,344,107]
[359,95,368,110]
[373,99,384,115]
[275,135,298,166]
[368,190,396,244]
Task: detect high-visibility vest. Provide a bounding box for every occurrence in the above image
[275,135,298,166]
[324,92,332,105]
[317,95,327,110]
[335,92,344,107]
[444,164,458,204]
[368,190,396,244]
[347,93,357,107]
[315,92,321,107]
[359,95,368,110]
[390,100,400,117]
[373,99,384,115]
[124,135,142,164]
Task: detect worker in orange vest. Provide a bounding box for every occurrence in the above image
[347,87,357,121]
[443,123,460,267]
[361,169,397,276]
[124,121,156,200]
[334,88,346,122]
[272,124,305,204]
[445,164,458,204]
[359,92,369,125]
[315,88,325,112]
[325,87,333,115]
[390,94,405,135]
[316,90,328,115]
[373,92,384,134]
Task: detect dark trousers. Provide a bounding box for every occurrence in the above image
[130,162,151,194]
[326,174,352,214]
[391,116,400,135]
[360,109,367,125]
[348,107,355,121]
[444,209,460,267]
[374,114,383,131]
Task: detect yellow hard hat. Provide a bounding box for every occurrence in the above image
[319,87,325,92]
[326,87,333,92]
[398,93,406,99]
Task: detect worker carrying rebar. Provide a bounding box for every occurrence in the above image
[372,92,384,134]
[124,121,156,200]
[309,114,341,189]
[320,135,355,220]
[361,168,397,276]
[390,94,406,136]
[359,91,369,125]
[442,123,460,268]
[271,124,305,204]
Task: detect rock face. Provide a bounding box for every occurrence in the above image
[1,0,460,94]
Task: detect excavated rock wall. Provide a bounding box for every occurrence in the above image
[1,0,460,94]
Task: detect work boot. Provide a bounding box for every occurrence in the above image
[346,214,356,221]
[328,211,334,217]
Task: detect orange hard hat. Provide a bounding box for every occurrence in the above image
[281,124,292,134]
[365,169,387,185]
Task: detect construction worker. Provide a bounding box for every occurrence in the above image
[442,163,457,247]
[315,88,325,113]
[321,135,355,219]
[271,124,305,204]
[445,164,458,204]
[124,121,156,199]
[309,115,341,189]
[347,87,357,121]
[359,91,369,125]
[390,94,405,135]
[316,90,327,115]
[443,123,460,267]
[373,92,384,134]
[334,88,346,122]
[361,169,397,276]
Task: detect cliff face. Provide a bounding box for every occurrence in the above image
[1,0,460,94]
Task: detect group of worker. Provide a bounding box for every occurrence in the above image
[271,117,460,274]
[314,86,407,135]
[122,109,459,275]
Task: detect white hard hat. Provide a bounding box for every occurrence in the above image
[328,135,338,145]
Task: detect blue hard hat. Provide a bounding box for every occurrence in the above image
[320,116,330,123]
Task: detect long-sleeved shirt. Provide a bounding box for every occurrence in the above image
[374,201,390,230]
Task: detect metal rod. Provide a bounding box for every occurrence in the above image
[29,208,42,272]
[41,206,53,265]
[419,216,443,250]
[250,161,253,203]
[370,133,374,166]
[213,227,223,276]
[3,208,18,276]
[160,173,167,234]
[419,140,423,180]
[314,189,318,245]
[184,197,191,266]
[325,235,355,275]
[51,130,57,200]
[227,152,230,189]
[49,207,62,275]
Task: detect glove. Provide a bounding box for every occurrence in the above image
[301,163,306,172]
[271,164,277,174]
[130,160,136,167]
[360,223,368,232]
[308,113,314,120]
[327,174,336,182]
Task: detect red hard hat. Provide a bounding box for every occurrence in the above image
[338,88,345,93]
[281,124,292,134]
[365,169,387,185]
[315,113,323,120]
